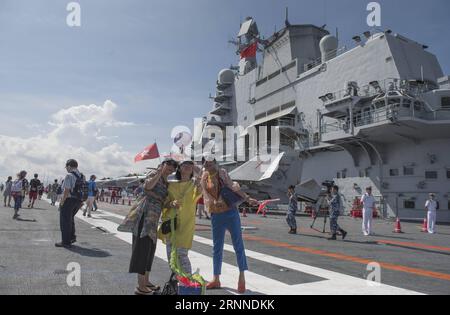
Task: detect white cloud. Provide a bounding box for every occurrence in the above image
[0,100,146,181]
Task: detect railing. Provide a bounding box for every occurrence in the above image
[321,78,439,105]
[276,117,296,127]
[322,104,450,135]
[302,46,348,73]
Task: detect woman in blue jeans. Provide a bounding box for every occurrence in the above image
[200,155,259,294]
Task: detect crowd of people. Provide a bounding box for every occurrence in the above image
[2,155,440,295]
[286,184,439,238]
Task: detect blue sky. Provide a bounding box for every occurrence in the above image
[0,0,449,179]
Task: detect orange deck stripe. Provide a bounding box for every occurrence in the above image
[377,240,450,252]
[243,235,450,282]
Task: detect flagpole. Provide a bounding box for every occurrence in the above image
[155,140,162,165]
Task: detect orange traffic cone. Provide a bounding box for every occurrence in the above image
[394,217,403,233]
[421,218,428,233]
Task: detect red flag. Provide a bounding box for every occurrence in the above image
[240,42,258,59]
[135,143,160,162]
[256,199,281,215]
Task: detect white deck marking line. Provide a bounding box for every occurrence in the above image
[193,235,423,295]
[51,202,422,295]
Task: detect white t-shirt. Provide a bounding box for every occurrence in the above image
[425,199,437,212]
[361,193,376,210]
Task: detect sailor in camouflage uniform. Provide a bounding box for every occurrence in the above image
[328,185,347,241]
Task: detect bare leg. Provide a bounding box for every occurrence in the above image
[137,274,151,293]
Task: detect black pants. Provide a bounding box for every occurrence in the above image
[129,215,157,276]
[60,198,82,245]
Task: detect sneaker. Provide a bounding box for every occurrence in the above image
[328,235,337,241]
[87,214,92,218]
[341,231,348,240]
[55,242,72,249]
[83,212,86,217]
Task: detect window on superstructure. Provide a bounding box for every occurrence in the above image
[268,70,281,80]
[414,102,423,111]
[442,97,450,109]
[404,201,416,209]
[425,171,438,180]
[390,169,399,176]
[282,61,296,73]
[388,98,400,106]
[402,99,412,109]
[403,167,415,176]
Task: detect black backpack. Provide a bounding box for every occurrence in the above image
[71,172,89,202]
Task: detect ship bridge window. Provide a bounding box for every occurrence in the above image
[390,169,399,176]
[282,61,296,73]
[268,70,281,80]
[425,171,438,180]
[374,101,385,109]
[414,102,424,111]
[442,97,450,109]
[404,167,415,176]
[388,98,401,106]
[256,77,268,87]
[404,200,416,209]
[402,99,412,109]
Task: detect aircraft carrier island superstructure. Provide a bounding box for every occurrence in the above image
[197,17,450,222]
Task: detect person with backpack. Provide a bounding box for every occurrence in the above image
[28,174,41,209]
[50,179,59,206]
[56,181,64,204]
[55,159,88,249]
[83,175,97,218]
[11,171,28,219]
[3,176,13,207]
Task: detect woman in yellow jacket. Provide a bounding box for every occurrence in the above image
[159,159,202,275]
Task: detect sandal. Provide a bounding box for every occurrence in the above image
[146,283,161,291]
[206,281,222,290]
[135,287,154,296]
[238,281,246,294]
